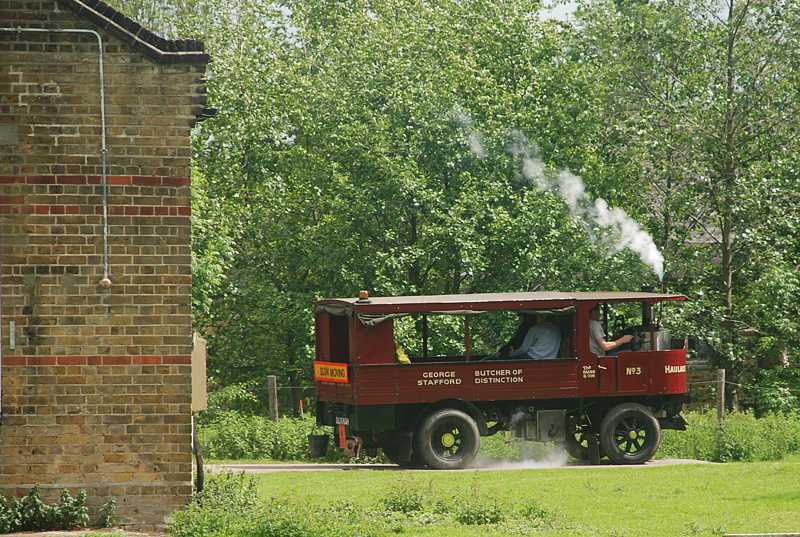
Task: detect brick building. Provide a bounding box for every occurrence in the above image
[0,0,209,526]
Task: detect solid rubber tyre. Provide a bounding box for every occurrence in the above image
[600,402,661,465]
[415,409,480,470]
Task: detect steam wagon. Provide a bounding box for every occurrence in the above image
[313,291,688,469]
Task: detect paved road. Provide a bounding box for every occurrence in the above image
[207,458,711,474]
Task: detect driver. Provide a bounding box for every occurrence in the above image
[499,313,561,360]
[589,305,633,356]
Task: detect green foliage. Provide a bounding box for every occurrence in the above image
[198,381,263,425]
[518,498,557,526]
[104,0,800,412]
[381,487,425,514]
[169,473,570,536]
[199,412,320,461]
[453,499,504,526]
[169,473,259,537]
[659,411,800,462]
[96,497,117,529]
[0,487,89,534]
[169,474,378,537]
[752,368,800,415]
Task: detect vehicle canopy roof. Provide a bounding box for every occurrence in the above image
[317,291,686,317]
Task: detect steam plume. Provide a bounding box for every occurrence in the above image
[506,131,664,279]
[450,106,486,159]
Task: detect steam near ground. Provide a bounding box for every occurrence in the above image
[475,442,568,470]
[451,109,664,280]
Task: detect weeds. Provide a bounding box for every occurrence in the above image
[0,487,89,534]
[96,497,117,528]
[453,500,504,525]
[381,486,425,513]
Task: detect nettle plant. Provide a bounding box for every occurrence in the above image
[0,486,116,534]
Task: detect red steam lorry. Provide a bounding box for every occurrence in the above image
[313,291,689,469]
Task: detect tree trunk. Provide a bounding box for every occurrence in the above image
[720,0,742,409]
[286,331,300,417]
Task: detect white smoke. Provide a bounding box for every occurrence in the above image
[474,441,568,470]
[507,131,664,280]
[450,112,663,279]
[450,106,486,159]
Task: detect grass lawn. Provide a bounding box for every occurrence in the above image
[252,461,800,537]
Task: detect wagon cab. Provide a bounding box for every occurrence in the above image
[313,291,688,469]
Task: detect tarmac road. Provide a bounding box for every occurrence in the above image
[207,458,711,474]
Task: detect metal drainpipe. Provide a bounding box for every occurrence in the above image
[0,27,112,423]
[0,27,112,288]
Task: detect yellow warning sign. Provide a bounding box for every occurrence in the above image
[314,361,349,383]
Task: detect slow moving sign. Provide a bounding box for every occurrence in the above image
[314,361,349,383]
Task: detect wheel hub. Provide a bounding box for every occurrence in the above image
[441,432,456,448]
[628,430,638,440]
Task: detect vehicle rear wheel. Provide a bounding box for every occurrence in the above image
[415,409,480,470]
[600,403,661,465]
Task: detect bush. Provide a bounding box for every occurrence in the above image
[381,487,425,514]
[0,487,89,534]
[168,473,259,537]
[96,497,116,528]
[199,412,324,461]
[169,474,374,537]
[453,499,504,525]
[753,368,800,415]
[659,410,800,462]
[198,382,263,426]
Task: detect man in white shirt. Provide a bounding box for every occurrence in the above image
[500,314,561,360]
[589,305,633,356]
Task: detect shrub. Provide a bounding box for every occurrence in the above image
[96,497,117,528]
[168,474,372,537]
[381,487,425,514]
[659,410,800,462]
[519,498,555,524]
[753,368,800,415]
[199,412,317,461]
[198,382,263,425]
[0,487,89,534]
[453,499,504,525]
[168,473,259,537]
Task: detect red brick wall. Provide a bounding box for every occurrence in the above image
[0,1,206,528]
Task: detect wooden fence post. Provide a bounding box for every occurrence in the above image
[716,368,725,425]
[267,375,279,422]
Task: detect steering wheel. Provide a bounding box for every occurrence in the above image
[616,325,643,351]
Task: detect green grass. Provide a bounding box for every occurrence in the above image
[251,461,800,536]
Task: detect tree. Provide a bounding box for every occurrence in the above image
[180,0,660,402]
[573,0,800,400]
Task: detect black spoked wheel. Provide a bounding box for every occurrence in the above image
[565,413,596,461]
[415,409,480,470]
[600,403,661,465]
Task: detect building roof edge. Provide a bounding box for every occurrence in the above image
[58,0,210,64]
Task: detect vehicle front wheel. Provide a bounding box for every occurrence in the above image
[415,409,480,470]
[599,403,661,465]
